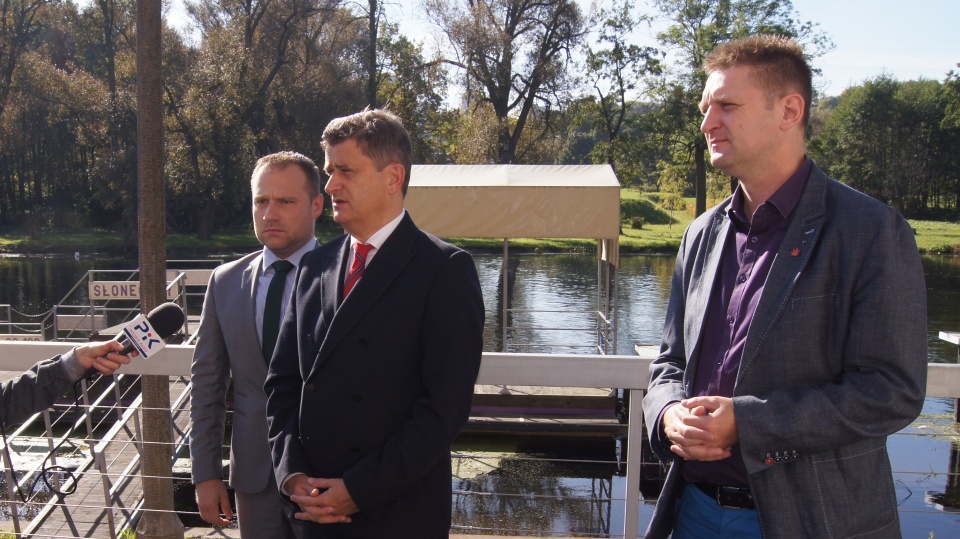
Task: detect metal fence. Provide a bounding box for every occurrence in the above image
[0,341,958,538]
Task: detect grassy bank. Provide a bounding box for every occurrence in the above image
[1,193,958,256]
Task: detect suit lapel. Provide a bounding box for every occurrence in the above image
[305,238,348,368]
[241,254,262,346]
[687,207,732,377]
[738,166,828,379]
[308,216,419,381]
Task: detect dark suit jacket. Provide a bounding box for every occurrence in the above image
[1,353,85,428]
[265,213,484,538]
[643,163,928,538]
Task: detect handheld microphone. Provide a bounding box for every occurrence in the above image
[116,302,186,357]
[83,303,185,379]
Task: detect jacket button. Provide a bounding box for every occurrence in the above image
[304,383,314,391]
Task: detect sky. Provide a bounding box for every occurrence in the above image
[164,0,960,98]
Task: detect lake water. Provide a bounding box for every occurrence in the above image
[1,251,959,536]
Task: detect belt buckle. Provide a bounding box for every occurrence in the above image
[716,486,750,510]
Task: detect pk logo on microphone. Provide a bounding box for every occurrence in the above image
[123,314,167,359]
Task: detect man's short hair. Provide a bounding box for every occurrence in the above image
[704,34,813,128]
[253,151,323,198]
[322,108,413,196]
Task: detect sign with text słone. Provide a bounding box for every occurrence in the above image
[89,281,177,300]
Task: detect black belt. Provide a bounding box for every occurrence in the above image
[695,482,755,510]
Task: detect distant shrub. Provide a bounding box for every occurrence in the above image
[621,198,673,225]
[630,217,645,229]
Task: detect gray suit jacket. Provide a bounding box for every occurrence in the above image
[190,251,274,493]
[643,163,928,538]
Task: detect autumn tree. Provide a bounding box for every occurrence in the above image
[168,0,353,238]
[425,0,585,164]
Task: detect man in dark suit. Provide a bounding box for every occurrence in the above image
[265,109,484,538]
[190,151,323,537]
[643,35,927,538]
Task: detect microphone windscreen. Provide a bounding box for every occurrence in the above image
[145,302,186,339]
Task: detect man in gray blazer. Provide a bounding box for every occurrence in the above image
[643,35,927,538]
[190,151,323,537]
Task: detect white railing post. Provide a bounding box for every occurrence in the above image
[1,430,22,534]
[624,388,645,538]
[97,449,119,539]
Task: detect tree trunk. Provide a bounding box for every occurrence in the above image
[197,195,215,240]
[136,0,184,537]
[366,0,379,108]
[498,121,515,164]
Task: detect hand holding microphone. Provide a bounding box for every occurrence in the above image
[75,340,134,375]
[83,302,186,376]
[115,302,186,356]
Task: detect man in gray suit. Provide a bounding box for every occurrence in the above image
[643,35,927,538]
[190,151,323,537]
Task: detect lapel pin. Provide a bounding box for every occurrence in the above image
[790,247,800,257]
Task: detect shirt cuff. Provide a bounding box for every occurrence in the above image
[653,401,681,449]
[60,349,87,381]
[280,472,306,496]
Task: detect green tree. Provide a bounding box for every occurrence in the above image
[581,0,661,180]
[376,21,448,162]
[941,65,960,211]
[811,76,950,217]
[650,0,831,215]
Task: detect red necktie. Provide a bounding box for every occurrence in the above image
[343,243,373,298]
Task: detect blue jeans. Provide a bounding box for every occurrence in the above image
[673,483,762,539]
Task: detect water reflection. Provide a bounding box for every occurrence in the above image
[475,254,676,355]
[1,253,955,361]
[925,442,960,510]
[452,435,619,536]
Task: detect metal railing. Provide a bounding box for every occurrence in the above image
[2,261,223,343]
[0,341,958,537]
[0,304,45,341]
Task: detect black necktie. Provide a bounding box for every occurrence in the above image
[262,260,294,362]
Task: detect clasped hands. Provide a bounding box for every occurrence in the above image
[287,475,359,524]
[662,396,738,461]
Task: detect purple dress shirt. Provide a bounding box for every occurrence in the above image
[681,157,812,488]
